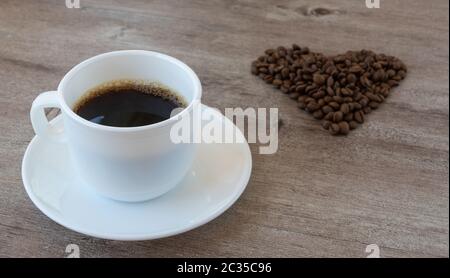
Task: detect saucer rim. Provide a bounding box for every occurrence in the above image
[21,105,252,241]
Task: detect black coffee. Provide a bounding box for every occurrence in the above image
[74,80,186,127]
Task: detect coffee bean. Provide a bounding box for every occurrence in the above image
[264,75,274,83]
[349,65,362,73]
[303,48,312,56]
[386,69,396,78]
[318,98,326,107]
[373,69,385,82]
[392,60,404,71]
[256,63,269,69]
[312,90,326,99]
[324,112,334,121]
[369,101,379,109]
[349,121,358,130]
[333,95,344,103]
[397,70,406,79]
[347,73,357,84]
[306,101,320,112]
[259,67,268,74]
[322,105,334,114]
[281,68,290,79]
[292,44,301,50]
[322,120,332,130]
[313,110,324,119]
[344,112,353,121]
[326,86,335,96]
[289,85,296,93]
[363,106,372,114]
[348,102,355,111]
[342,97,351,104]
[329,102,340,110]
[353,102,362,110]
[359,97,369,107]
[272,79,282,87]
[298,95,307,103]
[304,97,315,104]
[340,103,350,114]
[327,76,334,87]
[265,49,275,55]
[289,72,296,80]
[324,96,333,103]
[329,123,340,135]
[313,74,325,85]
[333,111,344,122]
[366,92,381,102]
[388,80,399,87]
[354,110,364,123]
[296,84,307,93]
[305,85,317,94]
[341,88,352,96]
[353,92,362,101]
[338,121,350,135]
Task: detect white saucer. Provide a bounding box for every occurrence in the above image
[22,105,252,240]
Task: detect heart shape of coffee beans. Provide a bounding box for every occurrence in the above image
[251,45,407,135]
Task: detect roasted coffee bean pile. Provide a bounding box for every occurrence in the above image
[251,45,407,135]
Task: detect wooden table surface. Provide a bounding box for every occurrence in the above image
[0,0,448,258]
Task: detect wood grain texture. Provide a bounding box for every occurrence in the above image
[0,0,448,258]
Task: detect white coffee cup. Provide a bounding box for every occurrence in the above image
[30,50,202,202]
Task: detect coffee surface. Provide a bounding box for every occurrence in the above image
[74,80,186,127]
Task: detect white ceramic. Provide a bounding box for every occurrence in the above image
[22,106,252,240]
[30,50,202,202]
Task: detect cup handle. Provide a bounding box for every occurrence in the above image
[30,91,66,143]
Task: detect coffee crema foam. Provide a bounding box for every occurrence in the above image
[73,79,187,113]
